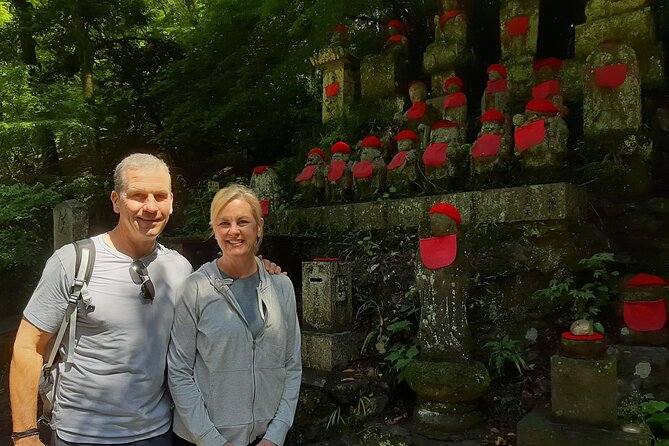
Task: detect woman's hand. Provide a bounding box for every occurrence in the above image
[257,440,277,446]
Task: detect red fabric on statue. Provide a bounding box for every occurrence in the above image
[429,202,461,225]
[561,332,605,341]
[327,160,347,181]
[532,80,560,100]
[419,234,458,270]
[486,79,508,93]
[481,109,505,123]
[472,134,502,158]
[253,166,270,174]
[361,136,382,148]
[624,300,667,332]
[353,161,374,179]
[525,98,559,114]
[626,273,668,287]
[595,64,628,88]
[533,57,563,72]
[295,165,318,183]
[387,151,409,171]
[407,102,427,120]
[439,9,462,27]
[260,200,270,218]
[443,92,466,109]
[423,143,448,167]
[515,119,545,152]
[325,82,340,97]
[387,34,406,45]
[506,16,529,37]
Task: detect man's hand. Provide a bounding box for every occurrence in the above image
[257,440,278,446]
[259,256,286,275]
[13,435,45,446]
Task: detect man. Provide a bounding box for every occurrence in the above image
[10,153,280,446]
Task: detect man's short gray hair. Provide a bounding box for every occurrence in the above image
[113,153,171,193]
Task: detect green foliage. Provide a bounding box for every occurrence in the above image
[325,405,344,430]
[533,252,619,320]
[484,335,528,377]
[643,400,669,435]
[0,183,62,269]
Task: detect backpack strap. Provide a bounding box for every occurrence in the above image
[45,239,96,368]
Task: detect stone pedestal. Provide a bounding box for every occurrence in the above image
[310,47,360,123]
[616,344,669,401]
[360,51,408,100]
[550,354,617,428]
[301,331,363,371]
[302,260,352,332]
[517,408,653,446]
[53,200,88,250]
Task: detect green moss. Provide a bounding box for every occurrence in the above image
[404,360,490,402]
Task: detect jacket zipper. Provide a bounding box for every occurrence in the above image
[250,339,257,445]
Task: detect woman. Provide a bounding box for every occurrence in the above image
[168,185,301,446]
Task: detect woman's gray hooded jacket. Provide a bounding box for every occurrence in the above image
[168,258,301,446]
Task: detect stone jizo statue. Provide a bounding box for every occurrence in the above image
[295,148,327,205]
[325,141,353,203]
[442,76,468,140]
[352,136,387,201]
[387,130,421,196]
[513,98,568,169]
[423,120,468,190]
[250,165,281,217]
[471,108,513,179]
[482,63,510,115]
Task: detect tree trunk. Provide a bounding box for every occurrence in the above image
[70,0,95,105]
[11,0,38,66]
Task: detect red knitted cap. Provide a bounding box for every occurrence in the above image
[361,136,382,148]
[533,57,563,72]
[487,63,507,79]
[394,129,418,142]
[253,166,270,174]
[626,273,668,286]
[525,98,559,114]
[308,148,326,160]
[331,141,351,154]
[429,202,462,225]
[443,76,464,91]
[481,109,505,123]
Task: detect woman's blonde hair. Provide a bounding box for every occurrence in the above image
[210,184,264,253]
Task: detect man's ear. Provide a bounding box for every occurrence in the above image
[169,192,174,215]
[111,191,120,214]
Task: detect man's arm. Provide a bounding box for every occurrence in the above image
[10,319,55,446]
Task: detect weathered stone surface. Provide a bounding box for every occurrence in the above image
[250,167,282,212]
[301,331,363,371]
[53,200,88,250]
[576,159,652,200]
[550,355,617,427]
[404,360,490,403]
[557,58,585,102]
[361,52,408,100]
[507,62,534,108]
[319,58,360,123]
[616,344,669,401]
[517,408,653,446]
[302,261,353,332]
[500,0,540,64]
[423,41,470,76]
[585,0,649,22]
[413,399,484,433]
[270,183,588,235]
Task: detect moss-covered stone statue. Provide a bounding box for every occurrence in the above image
[325,141,353,203]
[423,0,471,95]
[387,130,421,197]
[500,0,539,65]
[470,109,513,186]
[405,203,490,433]
[352,135,386,201]
[250,165,282,217]
[422,120,469,192]
[513,98,568,172]
[481,63,511,117]
[441,76,468,142]
[360,19,409,100]
[583,41,642,140]
[398,80,439,142]
[531,58,568,116]
[295,148,327,206]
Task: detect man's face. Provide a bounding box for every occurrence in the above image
[111,166,173,243]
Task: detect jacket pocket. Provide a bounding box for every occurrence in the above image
[253,364,286,421]
[206,370,253,427]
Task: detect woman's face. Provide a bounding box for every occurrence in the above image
[214,198,260,260]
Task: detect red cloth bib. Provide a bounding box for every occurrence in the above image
[295,165,318,183]
[388,34,405,45]
[439,9,461,27]
[532,80,560,100]
[327,160,347,181]
[423,143,448,167]
[353,161,374,179]
[407,102,426,120]
[472,134,501,158]
[260,200,270,217]
[561,332,604,341]
[623,300,667,331]
[486,79,508,94]
[515,120,545,152]
[595,64,628,88]
[253,165,270,174]
[443,92,466,109]
[325,82,340,97]
[388,151,409,171]
[506,16,529,37]
[419,234,458,269]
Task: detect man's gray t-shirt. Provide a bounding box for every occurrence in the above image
[24,234,192,444]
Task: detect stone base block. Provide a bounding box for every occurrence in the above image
[517,408,652,446]
[413,398,484,433]
[551,354,617,427]
[616,344,669,401]
[301,331,363,371]
[361,52,408,100]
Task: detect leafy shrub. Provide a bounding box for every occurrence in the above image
[484,335,528,376]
